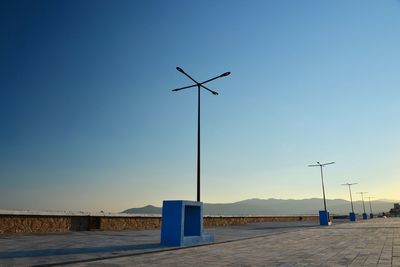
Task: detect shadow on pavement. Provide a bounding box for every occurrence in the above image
[250,224,319,230]
[0,243,161,259]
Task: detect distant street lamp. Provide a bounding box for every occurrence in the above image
[341,182,357,213]
[367,196,374,218]
[172,67,231,202]
[308,161,335,212]
[357,192,368,214]
[357,191,369,220]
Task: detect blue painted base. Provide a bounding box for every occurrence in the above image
[362,213,368,220]
[370,213,374,219]
[349,212,356,221]
[161,200,214,247]
[319,210,330,226]
[182,233,214,246]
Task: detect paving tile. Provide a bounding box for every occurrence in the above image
[393,256,400,266]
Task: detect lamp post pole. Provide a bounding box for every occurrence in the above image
[197,84,200,202]
[308,161,335,212]
[342,182,357,213]
[358,192,368,214]
[172,67,231,202]
[368,196,374,214]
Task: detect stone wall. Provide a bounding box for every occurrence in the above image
[0,214,318,234]
[99,216,162,231]
[203,215,318,227]
[0,215,96,234]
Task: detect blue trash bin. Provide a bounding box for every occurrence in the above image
[362,213,368,220]
[349,212,356,221]
[319,210,330,226]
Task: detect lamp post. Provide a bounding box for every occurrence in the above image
[342,182,357,221]
[342,182,357,213]
[357,192,368,220]
[308,162,335,212]
[367,196,374,218]
[308,161,335,225]
[172,67,230,202]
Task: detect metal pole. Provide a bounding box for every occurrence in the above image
[348,185,354,213]
[368,197,373,214]
[172,67,230,203]
[197,85,201,202]
[320,165,327,212]
[361,193,366,214]
[308,162,334,213]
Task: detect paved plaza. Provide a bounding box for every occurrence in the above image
[0,218,399,266]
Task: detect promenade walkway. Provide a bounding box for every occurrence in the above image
[0,218,399,266]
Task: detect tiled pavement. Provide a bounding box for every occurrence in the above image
[1,218,399,266]
[75,218,400,267]
[0,221,318,267]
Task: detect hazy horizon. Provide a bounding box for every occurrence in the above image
[2,0,400,212]
[1,197,399,214]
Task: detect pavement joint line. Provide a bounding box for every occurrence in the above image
[30,225,323,267]
[392,228,395,266]
[377,233,389,264]
[331,226,400,230]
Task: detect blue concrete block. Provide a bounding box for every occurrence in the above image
[370,213,374,219]
[362,213,368,220]
[349,212,356,221]
[161,200,214,246]
[319,210,330,226]
[184,205,201,236]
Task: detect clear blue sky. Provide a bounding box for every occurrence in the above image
[1,0,399,212]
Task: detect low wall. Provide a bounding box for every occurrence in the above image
[100,216,162,231]
[0,215,89,234]
[203,215,318,227]
[0,213,318,234]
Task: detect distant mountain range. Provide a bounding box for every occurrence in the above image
[122,198,398,216]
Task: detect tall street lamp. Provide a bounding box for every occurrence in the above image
[308,161,335,225]
[357,191,368,220]
[172,67,231,202]
[342,182,357,213]
[342,182,357,221]
[308,161,335,212]
[367,196,374,219]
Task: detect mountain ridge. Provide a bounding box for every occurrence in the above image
[123,198,397,215]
